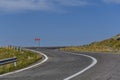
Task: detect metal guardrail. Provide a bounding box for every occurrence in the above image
[0,57,17,67]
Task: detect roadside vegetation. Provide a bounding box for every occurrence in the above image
[60,34,120,53]
[0,47,42,74]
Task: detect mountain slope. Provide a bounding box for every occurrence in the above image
[61,34,120,52]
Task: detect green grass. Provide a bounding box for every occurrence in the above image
[0,48,42,74]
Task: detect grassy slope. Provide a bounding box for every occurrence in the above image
[0,48,42,74]
[60,34,120,53]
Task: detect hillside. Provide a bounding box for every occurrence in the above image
[61,34,120,53]
[0,48,42,74]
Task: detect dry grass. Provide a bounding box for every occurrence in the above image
[60,38,120,53]
[0,48,42,74]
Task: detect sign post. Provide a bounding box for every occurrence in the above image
[35,38,40,47]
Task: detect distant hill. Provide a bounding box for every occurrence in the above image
[61,34,120,52]
[112,34,120,40]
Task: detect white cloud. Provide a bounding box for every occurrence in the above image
[0,0,52,11]
[55,0,88,6]
[0,0,89,12]
[104,0,120,4]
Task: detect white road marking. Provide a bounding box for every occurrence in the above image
[0,49,97,80]
[0,49,48,77]
[64,52,97,80]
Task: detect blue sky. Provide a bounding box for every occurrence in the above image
[0,0,120,47]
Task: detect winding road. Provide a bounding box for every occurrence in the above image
[0,48,120,80]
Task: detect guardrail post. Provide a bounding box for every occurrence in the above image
[0,57,17,67]
[14,62,17,67]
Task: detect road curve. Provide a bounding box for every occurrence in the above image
[72,52,120,80]
[0,49,95,80]
[1,49,120,80]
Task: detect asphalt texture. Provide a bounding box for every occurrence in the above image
[73,52,120,80]
[0,48,120,80]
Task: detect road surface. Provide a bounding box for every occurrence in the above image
[0,48,120,80]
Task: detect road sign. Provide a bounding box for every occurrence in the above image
[35,38,40,41]
[34,38,40,47]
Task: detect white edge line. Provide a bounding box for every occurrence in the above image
[0,49,48,77]
[64,52,97,80]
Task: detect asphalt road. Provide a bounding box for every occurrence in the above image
[0,48,120,80]
[73,52,120,80]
